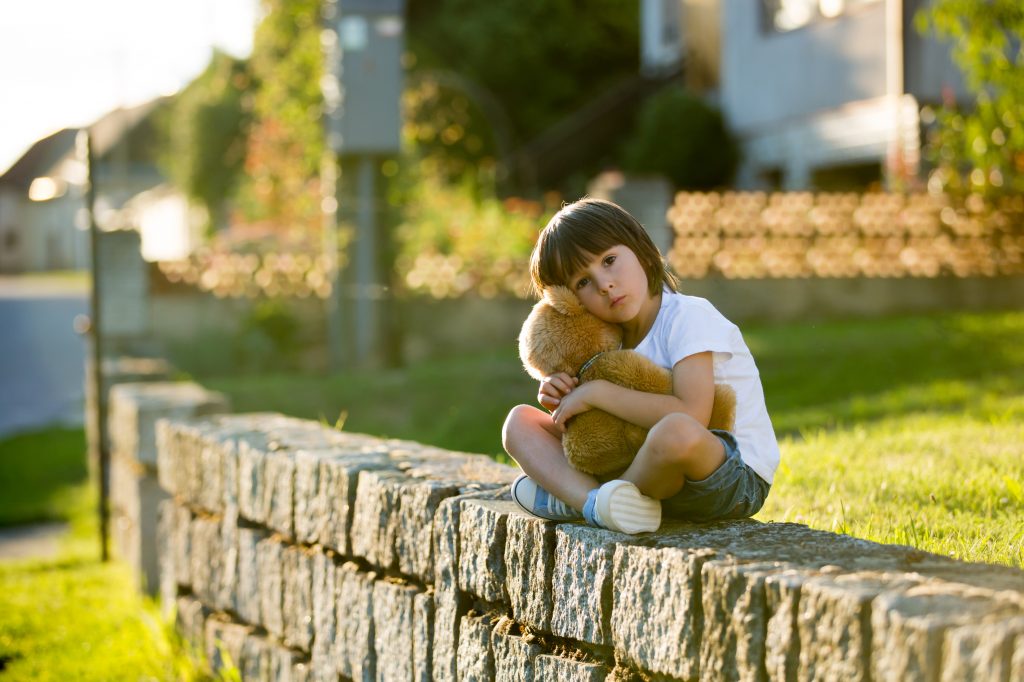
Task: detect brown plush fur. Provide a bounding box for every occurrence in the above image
[519,286,737,478]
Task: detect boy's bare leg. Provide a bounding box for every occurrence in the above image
[502,405,599,510]
[618,413,726,500]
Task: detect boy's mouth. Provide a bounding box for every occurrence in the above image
[610,295,625,308]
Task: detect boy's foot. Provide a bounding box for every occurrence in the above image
[584,480,661,534]
[511,474,583,522]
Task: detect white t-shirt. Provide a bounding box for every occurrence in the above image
[632,290,780,484]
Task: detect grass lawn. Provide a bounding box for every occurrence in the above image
[208,308,1024,568]
[0,429,208,681]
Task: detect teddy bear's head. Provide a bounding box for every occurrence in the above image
[518,285,623,381]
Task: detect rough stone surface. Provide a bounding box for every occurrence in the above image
[205,617,249,677]
[236,525,267,626]
[941,616,1024,682]
[395,479,462,582]
[458,499,517,604]
[311,549,339,680]
[350,469,407,570]
[413,591,435,682]
[762,569,805,682]
[175,595,210,652]
[257,536,285,638]
[335,561,377,682]
[316,451,393,556]
[797,571,922,682]
[240,630,271,682]
[491,619,544,682]
[504,512,557,632]
[373,580,419,682]
[189,515,223,606]
[700,559,782,682]
[533,654,609,681]
[283,545,315,652]
[457,613,495,682]
[872,582,1024,682]
[551,524,626,647]
[612,543,715,680]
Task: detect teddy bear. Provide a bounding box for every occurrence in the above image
[518,285,736,478]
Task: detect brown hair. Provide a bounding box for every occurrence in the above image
[529,198,678,297]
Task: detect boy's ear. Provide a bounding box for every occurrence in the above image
[543,285,584,316]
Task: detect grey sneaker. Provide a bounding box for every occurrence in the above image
[511,474,583,522]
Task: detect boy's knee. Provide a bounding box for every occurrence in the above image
[502,404,540,448]
[646,413,705,465]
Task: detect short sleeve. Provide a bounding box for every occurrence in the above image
[663,301,737,368]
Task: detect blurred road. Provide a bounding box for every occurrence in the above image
[0,276,87,437]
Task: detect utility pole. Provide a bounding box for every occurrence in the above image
[78,129,110,562]
[322,0,405,369]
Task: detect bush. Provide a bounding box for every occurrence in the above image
[621,86,739,189]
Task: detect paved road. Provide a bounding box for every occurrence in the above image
[0,277,88,437]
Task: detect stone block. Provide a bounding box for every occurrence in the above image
[237,525,268,625]
[266,449,297,539]
[373,580,419,681]
[395,479,462,583]
[414,591,435,682]
[492,618,544,682]
[311,549,339,680]
[504,512,557,632]
[269,644,311,682]
[205,618,249,677]
[257,536,285,638]
[762,569,806,682]
[189,515,223,606]
[240,630,272,682]
[457,613,495,682]
[283,545,315,652]
[109,381,229,468]
[611,543,716,680]
[335,561,377,681]
[941,616,1024,682]
[157,499,179,616]
[872,582,1024,682]
[351,469,407,570]
[533,654,609,681]
[796,570,922,682]
[551,524,627,647]
[458,499,518,604]
[699,560,782,682]
[316,451,393,556]
[172,503,193,590]
[175,595,210,652]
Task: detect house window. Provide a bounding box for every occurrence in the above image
[761,0,881,34]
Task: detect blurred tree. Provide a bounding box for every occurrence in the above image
[406,0,638,176]
[620,86,739,189]
[235,0,325,234]
[916,1,1024,197]
[162,50,251,234]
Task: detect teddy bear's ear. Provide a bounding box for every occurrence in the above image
[543,285,584,316]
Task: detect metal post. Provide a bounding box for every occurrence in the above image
[78,130,110,562]
[354,155,377,364]
[322,151,344,371]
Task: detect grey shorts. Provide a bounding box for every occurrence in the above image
[661,430,771,522]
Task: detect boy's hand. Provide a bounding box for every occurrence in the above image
[538,372,578,411]
[550,380,602,431]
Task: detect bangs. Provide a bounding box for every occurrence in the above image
[537,217,620,288]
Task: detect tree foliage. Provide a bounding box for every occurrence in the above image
[620,86,739,189]
[916,1,1024,197]
[162,50,251,233]
[407,0,639,149]
[235,0,325,232]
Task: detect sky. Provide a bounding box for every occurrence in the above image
[0,0,259,175]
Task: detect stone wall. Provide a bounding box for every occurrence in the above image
[118,386,1024,681]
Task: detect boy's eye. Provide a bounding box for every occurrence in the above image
[603,255,616,266]
[574,277,589,290]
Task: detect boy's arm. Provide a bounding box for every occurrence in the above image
[550,352,716,430]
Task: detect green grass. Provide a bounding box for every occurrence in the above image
[0,428,89,527]
[0,430,210,681]
[208,308,1024,568]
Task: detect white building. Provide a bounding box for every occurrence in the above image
[642,0,969,190]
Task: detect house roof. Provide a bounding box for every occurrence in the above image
[0,97,169,191]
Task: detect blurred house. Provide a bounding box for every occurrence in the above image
[0,97,195,273]
[643,0,968,191]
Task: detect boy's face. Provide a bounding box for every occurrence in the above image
[567,244,651,325]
